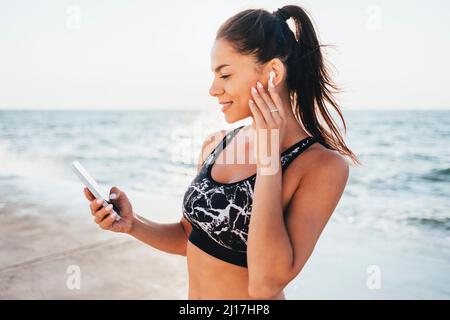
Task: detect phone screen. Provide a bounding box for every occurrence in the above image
[72,160,121,218]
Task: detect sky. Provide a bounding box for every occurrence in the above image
[0,0,449,110]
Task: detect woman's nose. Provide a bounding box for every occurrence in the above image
[209,81,224,97]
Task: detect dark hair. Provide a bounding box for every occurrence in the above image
[216,5,361,165]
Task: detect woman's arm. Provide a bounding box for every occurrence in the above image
[247,150,349,299]
[128,214,189,256]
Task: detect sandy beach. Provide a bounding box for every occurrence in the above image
[0,185,188,299]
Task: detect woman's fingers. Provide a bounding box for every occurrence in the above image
[99,209,117,229]
[267,73,286,119]
[260,84,283,125]
[256,81,276,112]
[89,198,104,215]
[83,186,122,230]
[94,203,114,224]
[84,187,95,201]
[109,186,121,200]
[251,86,274,127]
[249,99,265,127]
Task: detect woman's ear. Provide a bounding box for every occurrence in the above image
[267,59,286,86]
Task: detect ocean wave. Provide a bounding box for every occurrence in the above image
[406,217,450,231]
[421,168,450,182]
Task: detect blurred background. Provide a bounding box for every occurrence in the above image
[0,0,449,299]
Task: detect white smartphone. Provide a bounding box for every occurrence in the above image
[71,160,121,221]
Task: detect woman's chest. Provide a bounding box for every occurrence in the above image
[183,140,316,236]
[209,147,305,213]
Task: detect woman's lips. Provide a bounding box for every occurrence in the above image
[221,102,233,112]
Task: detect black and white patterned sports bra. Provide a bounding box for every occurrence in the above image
[182,125,317,268]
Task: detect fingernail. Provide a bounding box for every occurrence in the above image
[110,212,116,220]
[249,99,254,106]
[256,81,263,89]
[105,204,113,211]
[96,198,103,205]
[109,193,117,200]
[251,87,258,94]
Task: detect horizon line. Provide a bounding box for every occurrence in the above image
[0,107,449,112]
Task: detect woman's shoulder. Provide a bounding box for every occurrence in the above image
[292,141,349,185]
[302,144,350,188]
[297,137,348,164]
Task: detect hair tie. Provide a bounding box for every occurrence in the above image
[272,8,290,21]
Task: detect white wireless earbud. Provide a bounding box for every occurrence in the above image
[269,71,276,87]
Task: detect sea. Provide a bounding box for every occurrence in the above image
[0,109,449,299]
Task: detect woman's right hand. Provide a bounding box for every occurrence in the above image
[84,186,135,234]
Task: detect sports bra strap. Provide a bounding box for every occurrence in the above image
[202,126,316,170]
[280,136,317,169]
[200,125,245,168]
[209,125,245,164]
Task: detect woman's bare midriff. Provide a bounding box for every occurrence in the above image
[186,240,286,300]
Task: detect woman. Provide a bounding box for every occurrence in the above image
[83,5,360,300]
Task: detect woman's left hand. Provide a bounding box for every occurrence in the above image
[249,71,288,173]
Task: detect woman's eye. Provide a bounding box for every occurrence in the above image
[220,75,230,79]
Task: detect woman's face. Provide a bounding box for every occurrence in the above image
[209,39,263,123]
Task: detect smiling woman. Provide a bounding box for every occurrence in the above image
[185,4,359,299]
[209,7,359,165]
[83,4,359,300]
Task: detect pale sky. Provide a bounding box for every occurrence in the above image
[1,0,449,110]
